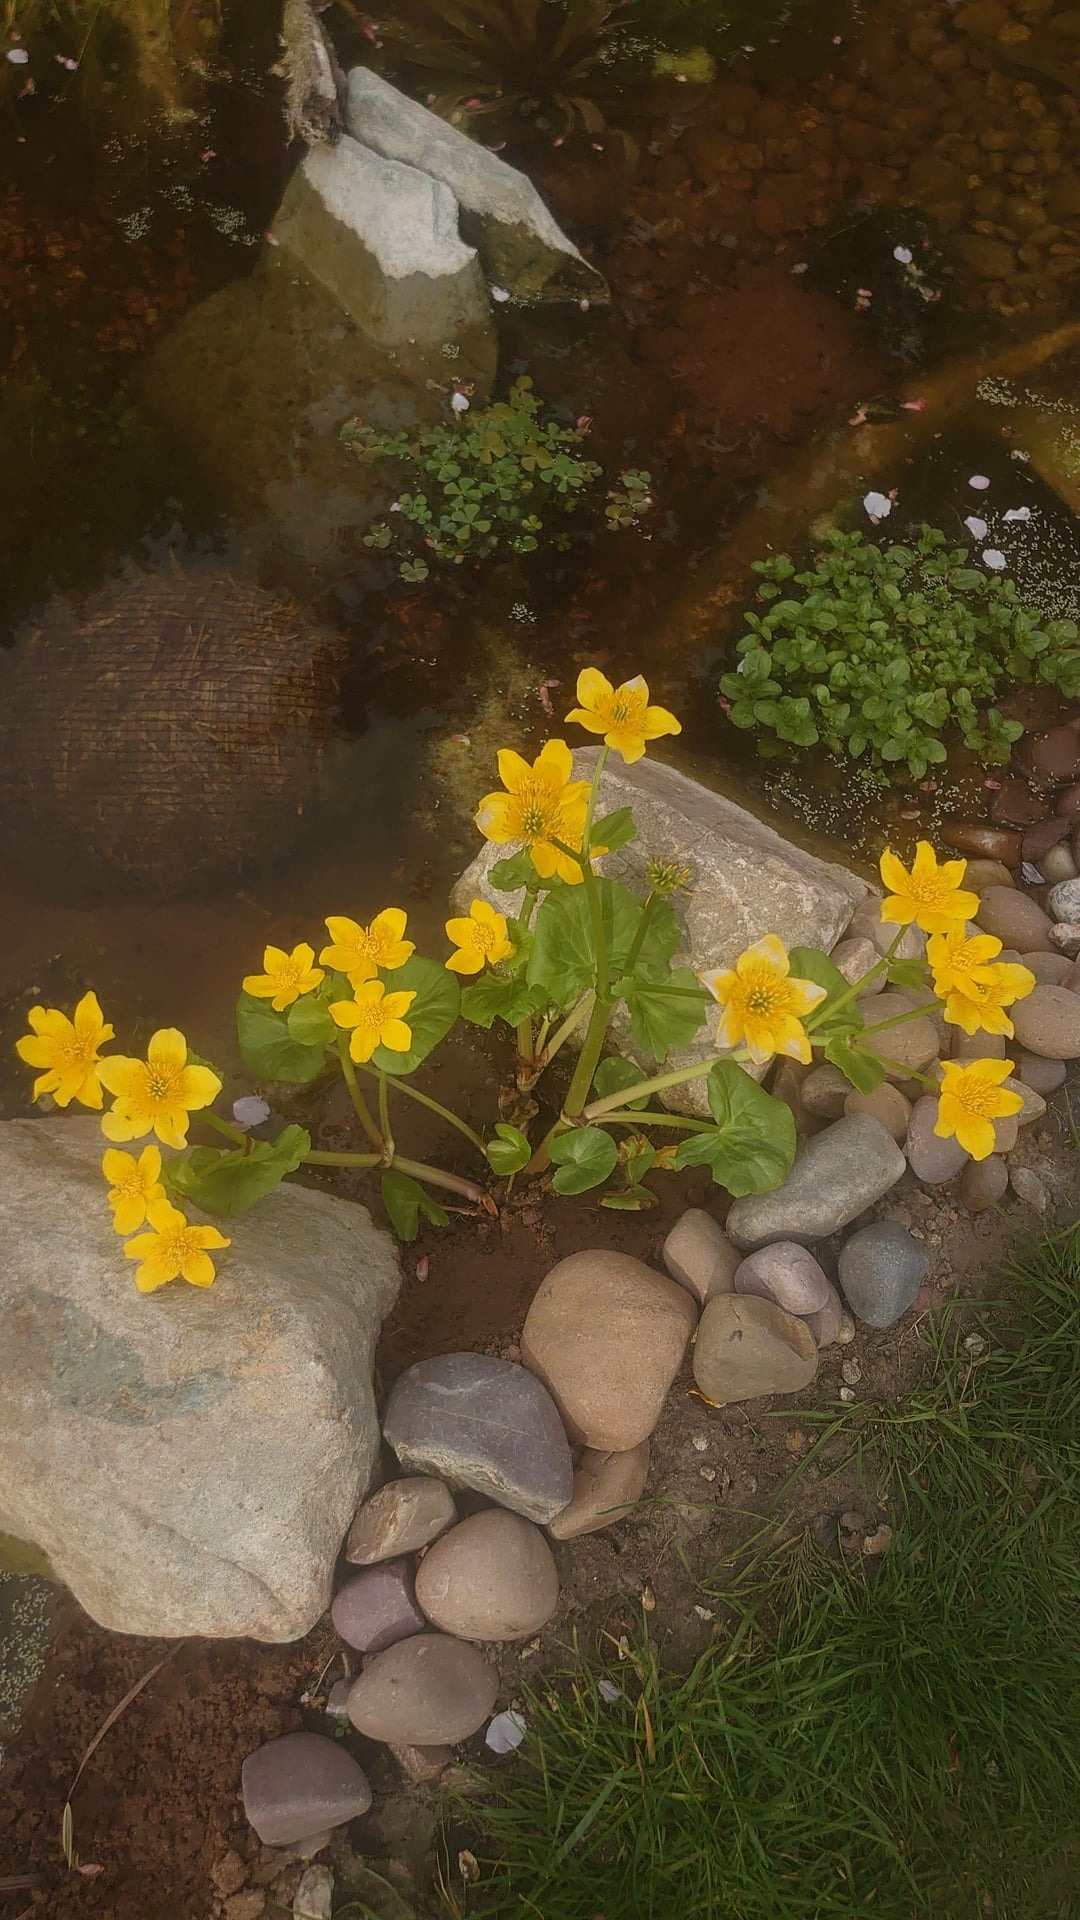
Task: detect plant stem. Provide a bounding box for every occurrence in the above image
[389,1155,494,1208]
[562,993,612,1120]
[858,1003,939,1037]
[304,1150,382,1167]
[360,1067,486,1155]
[584,1054,724,1120]
[806,924,910,1033]
[377,1070,394,1163]
[539,992,594,1067]
[600,1109,715,1131]
[622,890,659,978]
[200,1109,248,1146]
[338,1037,385,1152]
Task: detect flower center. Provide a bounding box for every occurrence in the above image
[277,960,303,991]
[517,776,557,841]
[745,977,783,1017]
[57,1032,95,1069]
[610,693,639,726]
[960,1075,997,1117]
[160,1225,196,1263]
[353,998,387,1035]
[145,1064,181,1104]
[473,921,498,956]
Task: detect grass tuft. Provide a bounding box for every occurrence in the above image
[455,1227,1080,1920]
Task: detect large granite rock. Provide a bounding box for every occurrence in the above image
[453,751,868,1115]
[0,1118,400,1639]
[725,1115,906,1248]
[273,133,494,373]
[382,1352,574,1523]
[345,67,606,304]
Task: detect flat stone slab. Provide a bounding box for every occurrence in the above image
[453,750,868,1115]
[726,1114,906,1248]
[382,1352,574,1523]
[0,1118,399,1640]
[242,1732,372,1846]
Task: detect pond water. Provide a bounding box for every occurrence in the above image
[3,0,1080,1120]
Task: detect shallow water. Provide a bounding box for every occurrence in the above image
[2,0,1080,1113]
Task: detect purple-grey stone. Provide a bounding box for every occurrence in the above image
[382,1351,574,1523]
[905,1096,969,1185]
[347,1632,499,1744]
[734,1243,831,1315]
[838,1222,928,1329]
[331,1560,425,1653]
[241,1731,372,1846]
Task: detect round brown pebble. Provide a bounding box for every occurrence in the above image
[959,1155,1008,1213]
[843,1083,912,1143]
[943,823,1021,865]
[975,886,1053,952]
[415,1511,559,1642]
[1011,984,1080,1058]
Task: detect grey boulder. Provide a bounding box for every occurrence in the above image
[838,1222,929,1329]
[242,1732,372,1846]
[330,1560,426,1653]
[382,1351,573,1524]
[0,1118,399,1639]
[348,1633,498,1744]
[726,1116,906,1248]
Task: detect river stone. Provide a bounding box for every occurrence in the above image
[0,1117,399,1639]
[963,859,1015,891]
[1013,1049,1067,1094]
[959,1155,1009,1213]
[830,936,884,993]
[800,1064,852,1118]
[842,1083,911,1142]
[943,823,1022,864]
[453,749,867,1116]
[547,1440,651,1540]
[661,1209,738,1305]
[414,1511,558,1641]
[975,886,1053,952]
[693,1294,818,1406]
[725,1115,906,1249]
[346,1477,457,1565]
[272,134,493,371]
[803,1278,846,1348]
[382,1353,573,1523]
[837,1222,929,1328]
[952,1026,1006,1061]
[1049,924,1080,957]
[1010,984,1080,1058]
[1040,844,1077,886]
[345,67,607,303]
[521,1252,697,1449]
[330,1561,426,1653]
[1019,950,1073,986]
[347,1634,498,1745]
[857,989,939,1079]
[905,1096,970,1184]
[242,1733,372,1847]
[734,1243,831,1315]
[1047,876,1080,923]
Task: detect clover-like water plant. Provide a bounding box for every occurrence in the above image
[721,525,1080,782]
[343,377,650,579]
[17,681,1035,1287]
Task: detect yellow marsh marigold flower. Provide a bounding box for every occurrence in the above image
[242,942,324,1012]
[476,739,590,886]
[927,929,1035,1038]
[879,841,979,935]
[935,1057,1024,1161]
[103,1145,164,1236]
[330,980,417,1064]
[700,935,827,1066]
[566,669,681,764]
[445,899,513,975]
[320,910,414,985]
[99,1028,222,1150]
[15,990,114,1109]
[123,1194,230,1293]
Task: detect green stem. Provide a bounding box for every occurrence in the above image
[584,1054,725,1120]
[304,1150,382,1167]
[338,1037,385,1152]
[389,1155,493,1207]
[622,890,659,978]
[539,992,594,1067]
[359,1067,486,1155]
[200,1109,248,1146]
[563,993,613,1120]
[377,1070,394,1163]
[858,1003,939,1037]
[806,925,910,1033]
[600,1109,715,1132]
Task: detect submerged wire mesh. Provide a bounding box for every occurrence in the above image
[0,563,344,893]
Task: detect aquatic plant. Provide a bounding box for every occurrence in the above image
[345,377,650,577]
[16,680,1026,1274]
[721,526,1080,783]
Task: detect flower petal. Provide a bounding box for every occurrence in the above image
[537,738,574,786]
[496,749,532,795]
[147,1028,189,1073]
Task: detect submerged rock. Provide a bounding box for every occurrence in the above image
[0,1118,399,1640]
[383,1352,573,1523]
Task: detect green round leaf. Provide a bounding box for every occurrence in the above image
[549,1125,619,1196]
[236,992,329,1085]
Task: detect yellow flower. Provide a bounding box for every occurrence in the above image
[879,841,979,935]
[475,739,591,886]
[927,929,1036,1037]
[242,942,324,1012]
[123,1194,230,1293]
[99,1029,222,1150]
[102,1145,164,1236]
[320,910,415,985]
[565,668,681,764]
[330,980,417,1064]
[445,899,514,974]
[935,1058,1024,1161]
[700,935,827,1066]
[15,990,114,1109]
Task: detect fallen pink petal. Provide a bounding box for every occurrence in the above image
[863,490,892,522]
[968,474,991,490]
[964,516,988,539]
[982,549,1007,570]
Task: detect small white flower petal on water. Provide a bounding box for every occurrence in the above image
[232,1095,270,1129]
[598,1679,623,1704]
[1004,506,1031,522]
[863,490,892,523]
[450,391,470,414]
[968,474,991,490]
[490,285,511,303]
[485,1710,527,1754]
[893,245,913,264]
[1021,862,1043,886]
[964,516,988,539]
[6,46,29,63]
[982,548,1007,570]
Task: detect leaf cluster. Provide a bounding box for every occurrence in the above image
[720,526,1080,782]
